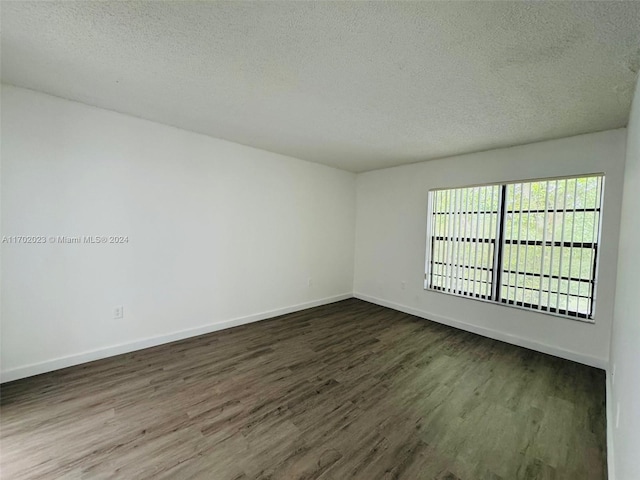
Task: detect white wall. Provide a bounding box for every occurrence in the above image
[609,75,640,480]
[0,85,356,382]
[354,129,627,368]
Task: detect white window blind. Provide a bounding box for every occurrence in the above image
[425,174,604,321]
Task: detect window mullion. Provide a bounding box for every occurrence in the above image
[487,185,500,300]
[442,191,451,292]
[464,188,472,295]
[513,184,525,305]
[483,188,490,298]
[565,178,578,313]
[492,185,507,302]
[537,183,550,311]
[522,183,532,308]
[556,179,569,314]
[451,189,460,294]
[577,179,588,311]
[547,180,559,311]
[589,177,603,317]
[505,185,515,302]
[472,187,481,298]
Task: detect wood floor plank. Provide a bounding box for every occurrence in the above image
[0,299,607,479]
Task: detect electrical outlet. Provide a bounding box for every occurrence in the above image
[113,306,124,319]
[307,277,312,287]
[401,281,406,290]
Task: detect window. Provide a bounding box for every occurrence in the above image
[425,174,604,321]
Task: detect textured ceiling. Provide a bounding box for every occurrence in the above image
[2,1,640,172]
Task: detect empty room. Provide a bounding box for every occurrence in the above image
[1,1,639,479]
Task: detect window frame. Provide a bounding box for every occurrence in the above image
[424,173,605,323]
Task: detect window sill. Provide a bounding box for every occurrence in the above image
[424,283,596,324]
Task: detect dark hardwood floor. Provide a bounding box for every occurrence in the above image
[0,299,606,480]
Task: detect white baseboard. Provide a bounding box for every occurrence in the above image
[0,293,352,383]
[354,292,607,370]
[606,370,616,480]
[3,292,607,381]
